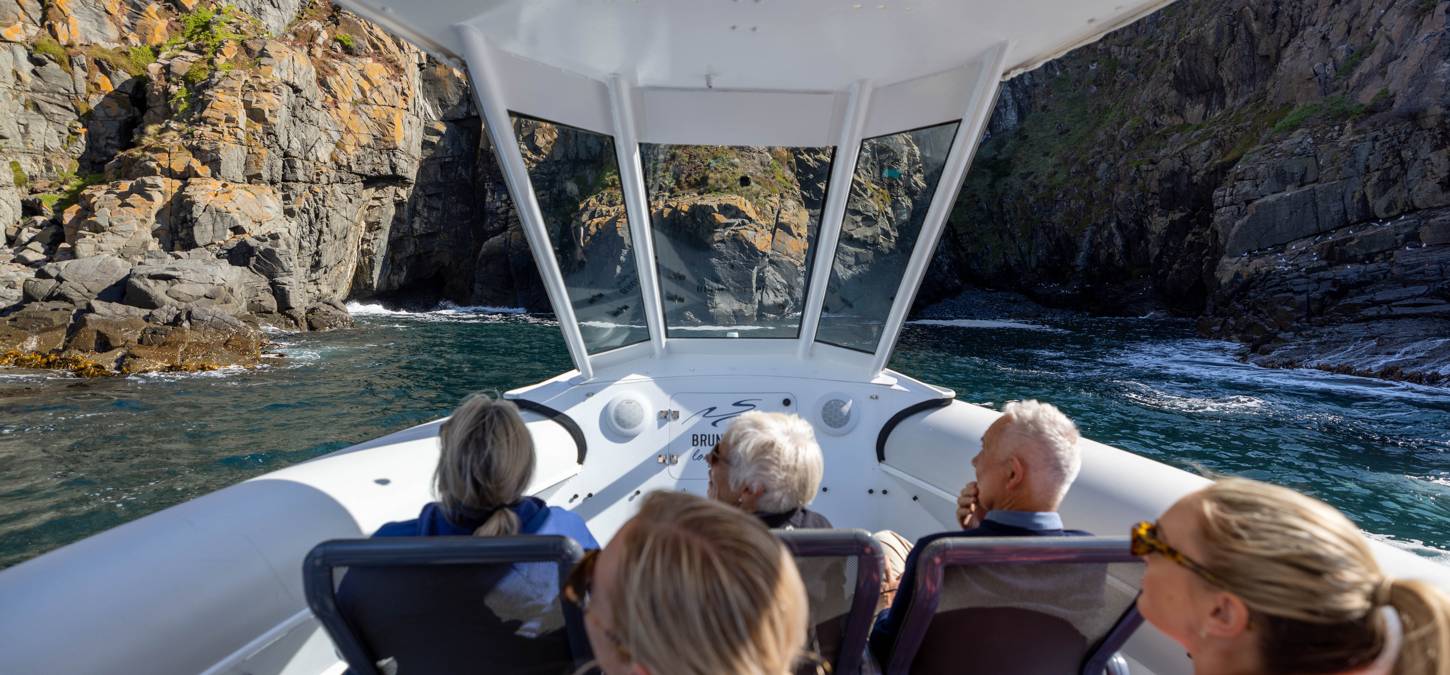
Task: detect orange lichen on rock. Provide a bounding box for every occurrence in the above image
[134,3,170,45]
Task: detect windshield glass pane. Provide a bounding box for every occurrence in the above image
[815,122,959,353]
[643,144,833,338]
[512,115,650,354]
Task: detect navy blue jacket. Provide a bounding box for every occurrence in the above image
[868,515,1090,665]
[757,507,833,530]
[374,497,599,549]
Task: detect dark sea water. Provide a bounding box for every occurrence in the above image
[2,303,1448,569]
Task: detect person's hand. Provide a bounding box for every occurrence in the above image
[957,481,983,529]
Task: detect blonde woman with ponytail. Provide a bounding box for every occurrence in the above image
[566,490,811,675]
[1133,477,1450,675]
[372,393,598,547]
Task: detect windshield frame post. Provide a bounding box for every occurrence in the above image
[796,79,873,359]
[867,41,1011,377]
[608,75,668,358]
[457,25,595,380]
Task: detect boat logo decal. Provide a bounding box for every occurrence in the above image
[682,398,762,429]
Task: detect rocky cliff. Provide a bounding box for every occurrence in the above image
[2,0,1447,382]
[934,0,1450,382]
[0,0,548,372]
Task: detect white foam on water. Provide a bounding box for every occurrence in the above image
[579,320,649,330]
[135,365,251,381]
[1118,381,1269,415]
[346,301,528,317]
[670,324,771,332]
[1108,340,1450,405]
[433,300,527,315]
[1365,531,1450,564]
[0,372,53,382]
[908,318,1068,333]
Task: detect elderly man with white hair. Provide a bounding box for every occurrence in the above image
[706,410,832,529]
[868,399,1087,664]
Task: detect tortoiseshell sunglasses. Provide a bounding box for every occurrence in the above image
[563,549,631,660]
[1130,520,1227,588]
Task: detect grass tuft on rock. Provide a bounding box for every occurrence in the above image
[333,32,355,50]
[79,45,155,78]
[30,37,70,71]
[8,160,26,189]
[176,4,250,55]
[1271,95,1367,134]
[169,82,192,114]
[182,59,212,87]
[37,172,105,213]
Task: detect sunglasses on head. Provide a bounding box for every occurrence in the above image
[564,549,631,659]
[1130,520,1226,588]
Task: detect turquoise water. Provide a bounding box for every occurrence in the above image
[1,304,1448,569]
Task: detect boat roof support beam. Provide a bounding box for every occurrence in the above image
[458,26,595,381]
[868,42,1011,376]
[797,80,872,359]
[608,76,667,358]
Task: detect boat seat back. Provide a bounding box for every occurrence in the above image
[911,606,1085,674]
[303,535,590,675]
[775,529,884,675]
[885,536,1144,675]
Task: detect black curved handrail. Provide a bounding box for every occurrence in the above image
[511,398,588,465]
[875,397,954,463]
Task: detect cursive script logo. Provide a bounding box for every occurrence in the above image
[683,398,762,429]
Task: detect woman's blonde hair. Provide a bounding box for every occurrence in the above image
[1192,477,1450,674]
[435,394,534,537]
[603,490,809,675]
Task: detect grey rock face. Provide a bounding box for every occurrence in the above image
[231,0,304,36]
[29,254,132,304]
[170,179,286,249]
[123,258,264,313]
[937,0,1450,381]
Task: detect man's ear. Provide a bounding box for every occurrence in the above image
[1203,592,1252,639]
[1005,455,1026,491]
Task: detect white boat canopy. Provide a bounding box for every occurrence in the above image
[335,0,1175,381]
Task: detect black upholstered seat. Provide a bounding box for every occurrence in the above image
[303,535,591,675]
[775,528,885,675]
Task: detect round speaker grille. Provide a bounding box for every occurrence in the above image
[816,393,859,435]
[821,398,852,429]
[611,398,645,432]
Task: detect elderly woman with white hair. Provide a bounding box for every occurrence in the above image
[707,411,832,529]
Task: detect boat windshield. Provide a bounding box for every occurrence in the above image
[643,144,834,338]
[816,122,960,353]
[511,115,650,354]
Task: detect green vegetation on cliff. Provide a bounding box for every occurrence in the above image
[30,37,70,71]
[36,172,104,212]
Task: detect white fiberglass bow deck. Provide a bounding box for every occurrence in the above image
[3,2,1448,674]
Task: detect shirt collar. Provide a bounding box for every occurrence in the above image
[755,508,801,529]
[983,510,1064,531]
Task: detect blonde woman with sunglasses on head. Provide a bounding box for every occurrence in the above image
[566,490,811,675]
[1133,477,1450,675]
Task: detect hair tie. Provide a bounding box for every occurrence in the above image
[1354,606,1404,675]
[1373,577,1396,607]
